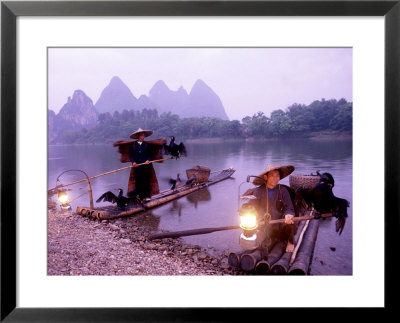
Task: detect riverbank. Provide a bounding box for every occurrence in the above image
[49,131,352,146]
[48,206,244,276]
[185,132,351,143]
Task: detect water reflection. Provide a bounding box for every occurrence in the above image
[186,188,211,209]
[48,139,352,275]
[167,200,184,217]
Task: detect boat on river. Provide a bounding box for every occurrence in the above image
[76,167,235,220]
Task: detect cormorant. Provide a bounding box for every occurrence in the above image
[185,175,197,186]
[169,173,181,190]
[96,188,145,209]
[295,172,349,235]
[163,136,187,159]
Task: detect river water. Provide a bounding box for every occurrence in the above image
[48,139,352,275]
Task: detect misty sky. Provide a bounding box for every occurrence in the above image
[48,47,352,121]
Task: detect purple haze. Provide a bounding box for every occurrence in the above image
[48,47,352,121]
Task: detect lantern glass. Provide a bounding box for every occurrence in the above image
[58,190,70,206]
[240,212,258,230]
[57,189,72,211]
[239,203,258,231]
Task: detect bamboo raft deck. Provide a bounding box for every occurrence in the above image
[76,167,235,220]
[229,209,321,275]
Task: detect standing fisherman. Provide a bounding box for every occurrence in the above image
[113,128,167,202]
[129,128,154,201]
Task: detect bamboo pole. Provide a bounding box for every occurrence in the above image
[270,213,314,275]
[269,251,291,275]
[268,212,332,224]
[78,168,236,220]
[289,209,314,265]
[288,218,320,275]
[210,167,234,174]
[240,249,263,272]
[49,157,173,190]
[254,239,287,275]
[86,178,94,209]
[103,183,211,220]
[228,250,247,268]
[255,220,307,275]
[254,260,270,274]
[149,225,240,240]
[148,213,333,240]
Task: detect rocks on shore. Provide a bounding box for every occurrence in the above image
[48,209,242,276]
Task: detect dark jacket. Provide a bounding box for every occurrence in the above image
[113,138,166,197]
[128,141,154,198]
[251,184,296,220]
[129,141,153,166]
[251,183,297,244]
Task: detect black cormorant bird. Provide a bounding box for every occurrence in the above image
[163,136,187,159]
[96,188,144,209]
[295,172,349,235]
[185,175,197,186]
[169,173,181,190]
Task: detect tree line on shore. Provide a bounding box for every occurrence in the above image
[59,98,352,144]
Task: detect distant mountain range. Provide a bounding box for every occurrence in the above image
[48,90,98,143]
[94,76,228,119]
[147,79,228,120]
[48,76,229,143]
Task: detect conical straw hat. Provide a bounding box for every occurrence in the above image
[129,128,153,139]
[253,164,295,185]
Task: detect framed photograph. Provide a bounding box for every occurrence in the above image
[1,0,399,321]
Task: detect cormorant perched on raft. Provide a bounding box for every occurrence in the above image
[295,172,350,235]
[96,188,145,209]
[185,176,197,187]
[169,173,181,190]
[163,136,187,159]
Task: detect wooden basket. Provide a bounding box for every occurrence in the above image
[186,165,211,183]
[289,174,320,191]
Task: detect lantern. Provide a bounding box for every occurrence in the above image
[57,189,71,211]
[238,203,259,250]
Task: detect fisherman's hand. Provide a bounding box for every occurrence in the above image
[132,162,137,167]
[284,214,294,224]
[145,160,150,165]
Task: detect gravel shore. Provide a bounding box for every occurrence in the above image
[48,206,244,276]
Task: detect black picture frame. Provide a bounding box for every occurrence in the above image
[1,0,399,321]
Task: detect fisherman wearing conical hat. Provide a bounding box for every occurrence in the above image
[128,128,154,201]
[112,128,167,202]
[251,164,297,253]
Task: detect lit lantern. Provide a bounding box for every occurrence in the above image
[239,203,258,233]
[238,203,259,250]
[57,189,72,211]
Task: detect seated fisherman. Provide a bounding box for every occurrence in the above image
[251,164,297,253]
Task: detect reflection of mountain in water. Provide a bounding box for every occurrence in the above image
[186,188,211,209]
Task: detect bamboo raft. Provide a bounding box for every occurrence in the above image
[76,167,235,220]
[228,209,322,275]
[148,209,327,275]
